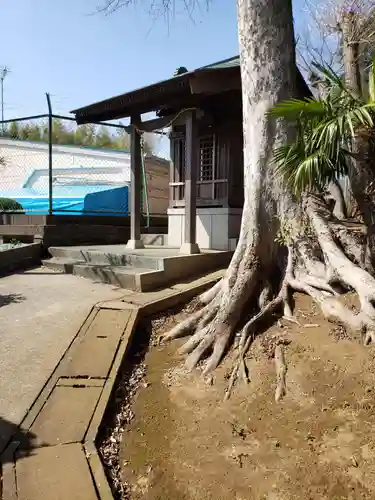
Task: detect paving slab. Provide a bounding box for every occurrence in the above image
[170,268,225,290]
[56,377,105,387]
[121,287,177,306]
[1,265,228,500]
[29,385,102,446]
[95,299,138,310]
[0,267,123,449]
[16,443,98,500]
[62,308,131,378]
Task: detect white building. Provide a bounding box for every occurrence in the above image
[0,138,131,213]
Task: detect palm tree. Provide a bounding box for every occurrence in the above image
[269,61,375,197]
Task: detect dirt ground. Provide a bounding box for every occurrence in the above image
[119,293,375,500]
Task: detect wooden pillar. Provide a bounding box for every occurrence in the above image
[126,117,144,250]
[180,110,200,254]
[169,131,174,208]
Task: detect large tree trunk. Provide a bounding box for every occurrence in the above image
[341,11,362,97]
[341,11,375,267]
[349,130,375,269]
[163,0,375,401]
[164,0,299,371]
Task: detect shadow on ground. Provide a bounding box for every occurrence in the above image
[0,293,25,308]
[0,416,39,463]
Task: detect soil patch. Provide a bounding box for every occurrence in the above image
[118,293,375,500]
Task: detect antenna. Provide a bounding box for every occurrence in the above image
[0,66,10,134]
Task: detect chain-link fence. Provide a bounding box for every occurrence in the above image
[0,114,136,216]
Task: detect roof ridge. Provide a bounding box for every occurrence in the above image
[198,55,239,70]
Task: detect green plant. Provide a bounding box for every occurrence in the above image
[269,60,375,195]
[9,238,21,246]
[0,198,24,213]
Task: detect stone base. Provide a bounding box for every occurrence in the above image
[179,242,200,255]
[168,207,242,250]
[126,239,144,250]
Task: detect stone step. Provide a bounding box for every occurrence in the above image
[48,247,162,270]
[0,224,45,236]
[45,245,233,291]
[42,257,83,273]
[72,263,163,291]
[42,257,164,291]
[49,246,90,259]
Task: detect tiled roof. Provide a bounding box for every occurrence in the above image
[199,56,240,71]
[72,54,310,123]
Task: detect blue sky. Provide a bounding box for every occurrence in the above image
[1,0,307,156]
[1,0,308,116]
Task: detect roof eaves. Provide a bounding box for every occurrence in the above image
[72,72,192,116]
[72,57,241,118]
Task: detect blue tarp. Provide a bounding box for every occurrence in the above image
[1,185,129,216]
[84,186,129,215]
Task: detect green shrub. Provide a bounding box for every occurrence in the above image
[0,198,24,212]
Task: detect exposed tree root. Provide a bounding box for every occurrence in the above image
[162,194,375,402]
[258,281,273,309]
[199,279,223,305]
[152,0,375,407]
[274,344,287,402]
[224,358,241,401]
[327,180,347,220]
[329,219,373,273]
[364,330,375,345]
[163,300,220,341]
[282,315,301,326]
[306,196,375,329]
[240,358,250,384]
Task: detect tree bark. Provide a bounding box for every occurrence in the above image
[164,0,299,373]
[341,11,375,265]
[327,180,347,219]
[162,0,375,402]
[341,11,362,98]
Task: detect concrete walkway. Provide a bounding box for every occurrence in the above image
[0,266,224,500]
[0,267,123,451]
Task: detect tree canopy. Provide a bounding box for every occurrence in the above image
[2,118,154,154]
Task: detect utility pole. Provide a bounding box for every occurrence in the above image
[1,67,9,134]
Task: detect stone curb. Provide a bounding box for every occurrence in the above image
[1,270,223,500]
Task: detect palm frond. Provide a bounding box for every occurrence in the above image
[269,98,327,120]
[271,61,375,196]
[311,105,375,155]
[273,144,349,197]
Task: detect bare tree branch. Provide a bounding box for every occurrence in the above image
[96,0,210,22]
[296,0,375,90]
[306,0,375,44]
[297,0,343,74]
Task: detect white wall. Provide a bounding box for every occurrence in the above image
[0,138,131,193]
[168,207,242,250]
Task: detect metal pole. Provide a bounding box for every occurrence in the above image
[1,78,4,135]
[1,67,9,135]
[140,137,150,227]
[46,93,53,216]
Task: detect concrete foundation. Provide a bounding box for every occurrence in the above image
[0,214,168,249]
[168,207,242,251]
[0,243,41,274]
[43,245,233,292]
